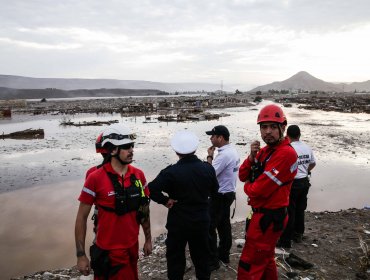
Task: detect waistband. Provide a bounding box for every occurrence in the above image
[218,191,236,195]
[294,177,309,182]
[252,207,287,214]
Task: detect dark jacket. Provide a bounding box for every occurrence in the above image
[148,155,219,230]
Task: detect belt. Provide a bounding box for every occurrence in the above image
[219,191,236,195]
[252,207,287,214]
[294,177,309,182]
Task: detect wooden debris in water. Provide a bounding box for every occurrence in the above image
[59,119,118,126]
[2,129,44,139]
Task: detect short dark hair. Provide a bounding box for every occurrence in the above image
[287,125,301,139]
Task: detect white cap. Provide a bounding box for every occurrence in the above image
[171,130,199,154]
[101,123,136,147]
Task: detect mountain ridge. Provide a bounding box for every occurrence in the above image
[0,74,231,92]
[250,71,370,93]
[0,72,369,94]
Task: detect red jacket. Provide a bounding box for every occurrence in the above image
[79,162,149,250]
[239,137,297,209]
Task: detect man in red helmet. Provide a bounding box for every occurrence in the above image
[237,104,298,280]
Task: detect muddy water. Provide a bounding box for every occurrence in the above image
[1,102,369,279]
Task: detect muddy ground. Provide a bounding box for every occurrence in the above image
[12,209,370,280]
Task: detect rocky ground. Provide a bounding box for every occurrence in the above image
[12,208,370,280]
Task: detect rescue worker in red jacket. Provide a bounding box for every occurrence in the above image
[75,123,152,280]
[237,104,298,280]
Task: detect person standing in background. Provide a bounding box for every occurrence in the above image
[206,125,240,269]
[277,125,316,248]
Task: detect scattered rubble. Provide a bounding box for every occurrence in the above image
[7,92,370,117]
[274,92,370,114]
[60,119,119,127]
[12,95,255,116]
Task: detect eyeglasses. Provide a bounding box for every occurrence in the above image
[119,143,134,150]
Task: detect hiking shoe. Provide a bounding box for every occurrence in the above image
[219,257,230,264]
[276,239,292,249]
[209,262,220,272]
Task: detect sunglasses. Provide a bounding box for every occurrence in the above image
[119,143,134,150]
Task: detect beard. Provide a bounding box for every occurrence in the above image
[262,135,280,146]
[116,153,133,165]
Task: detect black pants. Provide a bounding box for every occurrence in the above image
[166,224,210,280]
[209,192,235,264]
[280,178,310,242]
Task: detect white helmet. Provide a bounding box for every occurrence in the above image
[101,123,136,147]
[171,130,199,154]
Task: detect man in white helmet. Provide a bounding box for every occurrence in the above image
[148,130,219,280]
[75,123,152,280]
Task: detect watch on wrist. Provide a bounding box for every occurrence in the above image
[76,251,86,257]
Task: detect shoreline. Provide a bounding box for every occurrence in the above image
[3,92,370,116]
[11,208,370,280]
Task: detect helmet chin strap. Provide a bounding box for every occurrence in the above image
[278,124,284,140]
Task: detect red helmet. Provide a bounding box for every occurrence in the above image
[257,104,287,124]
[95,132,108,154]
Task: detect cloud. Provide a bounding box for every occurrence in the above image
[0,37,81,50]
[0,0,369,85]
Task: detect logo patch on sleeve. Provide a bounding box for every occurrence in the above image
[271,168,280,176]
[107,191,116,197]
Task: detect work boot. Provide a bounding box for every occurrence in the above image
[209,261,220,272]
[293,233,303,243]
[276,239,292,249]
[219,256,230,264]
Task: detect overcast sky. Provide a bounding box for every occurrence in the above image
[1,0,369,89]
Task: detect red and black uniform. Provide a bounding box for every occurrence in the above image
[237,137,297,280]
[79,162,149,280]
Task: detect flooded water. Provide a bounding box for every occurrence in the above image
[0,102,369,279]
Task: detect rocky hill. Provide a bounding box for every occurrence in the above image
[250,71,370,93]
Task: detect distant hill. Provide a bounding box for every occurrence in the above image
[250,71,370,93]
[0,75,229,93]
[0,87,171,100]
[343,80,370,92]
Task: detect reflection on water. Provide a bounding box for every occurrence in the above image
[0,160,369,279]
[1,103,370,278]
